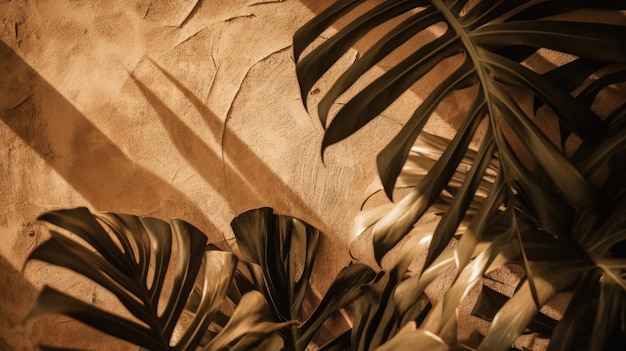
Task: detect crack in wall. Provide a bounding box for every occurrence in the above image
[248,0,286,6]
[220,44,292,167]
[179,0,204,28]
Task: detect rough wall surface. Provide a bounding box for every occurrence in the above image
[0,0,397,348]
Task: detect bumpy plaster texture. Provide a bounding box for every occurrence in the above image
[0,0,555,349]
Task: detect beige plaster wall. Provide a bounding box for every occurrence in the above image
[0,0,398,348]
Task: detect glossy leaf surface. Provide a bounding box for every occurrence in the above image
[26,208,284,351]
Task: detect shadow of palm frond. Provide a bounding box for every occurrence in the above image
[0,41,221,241]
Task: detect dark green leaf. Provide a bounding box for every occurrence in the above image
[37,207,131,274]
[296,0,424,108]
[297,264,376,348]
[547,269,600,351]
[424,126,495,269]
[296,2,626,279]
[461,0,528,28]
[293,0,362,61]
[534,59,604,113]
[27,231,150,321]
[471,21,626,62]
[490,75,594,206]
[231,207,320,325]
[520,229,591,263]
[507,1,626,22]
[317,7,442,126]
[577,69,626,108]
[26,208,241,351]
[481,49,606,144]
[27,287,163,351]
[322,30,461,152]
[375,57,476,199]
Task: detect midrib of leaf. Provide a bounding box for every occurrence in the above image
[142,286,170,349]
[429,0,513,219]
[116,255,169,349]
[431,0,544,307]
[430,0,491,111]
[430,0,510,187]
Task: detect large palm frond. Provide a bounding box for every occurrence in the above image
[294,0,626,265]
[294,1,626,349]
[25,207,292,350]
[230,208,376,351]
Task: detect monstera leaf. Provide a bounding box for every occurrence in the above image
[295,2,626,350]
[230,208,376,351]
[25,207,292,350]
[294,0,626,265]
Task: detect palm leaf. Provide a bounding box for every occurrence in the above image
[472,286,558,339]
[230,208,376,351]
[296,2,626,349]
[479,262,587,351]
[25,207,286,350]
[545,269,600,351]
[294,0,626,265]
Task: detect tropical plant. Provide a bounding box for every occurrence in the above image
[293,0,626,350]
[24,207,376,351]
[23,1,626,350]
[227,207,376,351]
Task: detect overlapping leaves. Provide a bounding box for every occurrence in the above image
[230,208,376,351]
[295,1,626,350]
[294,0,626,263]
[25,207,377,351]
[24,208,295,350]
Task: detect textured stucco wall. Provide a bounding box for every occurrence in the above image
[0,0,397,348]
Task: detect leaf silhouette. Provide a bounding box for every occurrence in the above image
[25,207,286,350]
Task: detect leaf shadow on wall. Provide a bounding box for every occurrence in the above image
[0,41,222,242]
[130,57,350,240]
[129,58,342,233]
